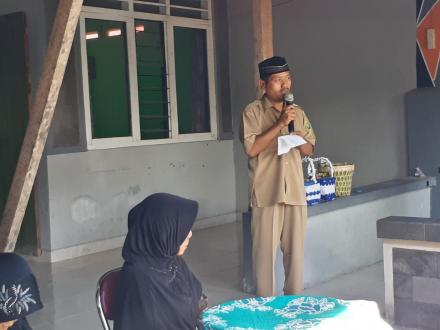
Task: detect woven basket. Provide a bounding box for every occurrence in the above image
[314,157,336,202]
[304,180,321,206]
[333,163,355,196]
[303,157,321,206]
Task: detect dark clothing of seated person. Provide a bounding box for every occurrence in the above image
[114,193,203,330]
[0,253,43,330]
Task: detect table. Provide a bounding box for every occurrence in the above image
[201,295,393,329]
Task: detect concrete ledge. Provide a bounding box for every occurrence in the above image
[243,177,434,293]
[309,177,436,217]
[377,216,440,242]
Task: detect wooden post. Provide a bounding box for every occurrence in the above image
[252,0,273,93]
[0,0,83,252]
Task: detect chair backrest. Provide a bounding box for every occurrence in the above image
[96,267,122,330]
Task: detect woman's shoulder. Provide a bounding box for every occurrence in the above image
[120,261,157,282]
[10,318,33,330]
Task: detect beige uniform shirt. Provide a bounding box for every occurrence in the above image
[242,96,316,207]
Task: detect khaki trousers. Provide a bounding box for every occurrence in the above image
[251,204,307,297]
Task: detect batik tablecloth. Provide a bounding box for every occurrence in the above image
[201,295,392,330]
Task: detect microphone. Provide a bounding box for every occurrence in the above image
[283,93,295,133]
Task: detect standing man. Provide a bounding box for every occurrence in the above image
[241,56,316,297]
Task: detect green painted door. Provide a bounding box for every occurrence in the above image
[0,12,38,254]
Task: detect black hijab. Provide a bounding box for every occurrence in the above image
[114,193,202,330]
[0,253,43,330]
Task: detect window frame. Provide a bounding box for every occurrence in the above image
[79,1,217,150]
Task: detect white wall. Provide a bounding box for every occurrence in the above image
[33,0,238,252]
[273,0,415,187]
[2,0,418,254]
[227,0,255,212]
[46,140,236,250]
[228,0,417,211]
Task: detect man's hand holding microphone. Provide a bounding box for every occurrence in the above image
[278,93,304,137]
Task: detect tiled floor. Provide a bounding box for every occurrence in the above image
[25,221,409,330]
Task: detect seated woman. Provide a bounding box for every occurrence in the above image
[114,193,203,330]
[0,253,43,330]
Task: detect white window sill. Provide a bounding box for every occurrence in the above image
[86,132,218,150]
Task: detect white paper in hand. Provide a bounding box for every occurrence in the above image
[278,135,307,155]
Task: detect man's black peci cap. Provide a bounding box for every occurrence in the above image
[258,56,290,80]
